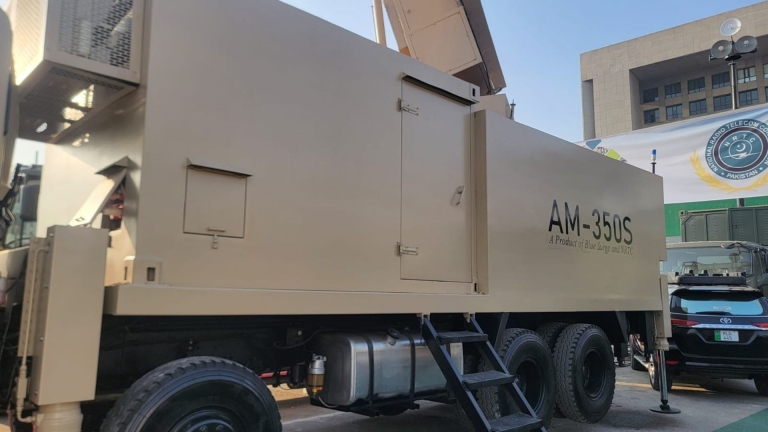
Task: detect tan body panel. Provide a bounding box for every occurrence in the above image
[400,81,473,283]
[475,112,667,311]
[129,0,476,296]
[28,227,108,405]
[36,90,145,286]
[27,0,665,316]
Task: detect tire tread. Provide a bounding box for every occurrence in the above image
[477,328,555,427]
[553,324,615,424]
[100,356,281,432]
[536,322,568,353]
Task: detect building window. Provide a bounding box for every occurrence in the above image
[714,94,732,111]
[642,88,659,103]
[738,66,757,83]
[712,72,730,89]
[764,64,768,78]
[666,104,683,120]
[689,99,707,116]
[688,77,705,94]
[765,87,768,102]
[644,109,659,124]
[739,89,759,106]
[665,82,681,99]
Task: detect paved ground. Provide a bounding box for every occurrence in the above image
[0,366,763,431]
[276,366,768,432]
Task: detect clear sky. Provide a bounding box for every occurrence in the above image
[282,0,764,142]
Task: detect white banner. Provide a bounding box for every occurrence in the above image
[576,106,768,204]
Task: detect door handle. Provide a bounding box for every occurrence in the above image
[452,186,465,206]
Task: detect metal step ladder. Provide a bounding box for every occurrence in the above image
[422,315,547,432]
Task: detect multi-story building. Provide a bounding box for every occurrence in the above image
[581,2,768,140]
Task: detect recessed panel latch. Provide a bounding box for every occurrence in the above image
[397,242,419,256]
[399,99,419,115]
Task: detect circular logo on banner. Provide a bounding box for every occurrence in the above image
[691,119,768,193]
[705,120,768,180]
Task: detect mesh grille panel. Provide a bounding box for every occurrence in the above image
[57,0,134,70]
[18,66,129,142]
[10,0,45,83]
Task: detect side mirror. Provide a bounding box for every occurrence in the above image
[20,184,39,222]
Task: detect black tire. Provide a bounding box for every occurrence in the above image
[477,329,557,428]
[454,352,480,431]
[629,335,646,372]
[553,324,616,424]
[535,322,568,419]
[755,376,768,396]
[648,352,673,393]
[536,322,568,353]
[631,356,645,372]
[100,356,282,432]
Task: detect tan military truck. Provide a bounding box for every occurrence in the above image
[0,1,671,431]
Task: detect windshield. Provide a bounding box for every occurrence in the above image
[661,247,753,277]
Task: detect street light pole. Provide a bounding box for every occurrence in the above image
[709,18,756,111]
[730,61,738,110]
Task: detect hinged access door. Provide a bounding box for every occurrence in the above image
[400,81,472,283]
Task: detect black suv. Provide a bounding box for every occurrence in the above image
[633,276,768,395]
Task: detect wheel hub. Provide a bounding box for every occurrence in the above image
[582,349,606,399]
[171,409,240,432]
[514,372,527,393]
[512,359,545,410]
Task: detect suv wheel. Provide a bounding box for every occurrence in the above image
[648,352,673,392]
[629,335,645,372]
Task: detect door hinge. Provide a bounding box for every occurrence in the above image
[397,242,419,256]
[399,99,419,115]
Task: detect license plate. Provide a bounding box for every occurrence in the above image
[715,330,739,342]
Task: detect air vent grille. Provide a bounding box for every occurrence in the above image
[9,0,142,84]
[57,0,135,70]
[9,0,45,83]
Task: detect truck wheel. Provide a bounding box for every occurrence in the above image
[454,352,479,431]
[629,334,646,371]
[477,329,556,427]
[755,376,768,396]
[648,352,673,392]
[100,356,281,432]
[553,324,615,423]
[535,322,568,418]
[536,322,568,353]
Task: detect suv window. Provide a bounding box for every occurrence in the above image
[672,291,766,316]
[662,247,753,276]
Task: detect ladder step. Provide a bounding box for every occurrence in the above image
[437,331,488,344]
[462,370,515,390]
[489,413,544,432]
